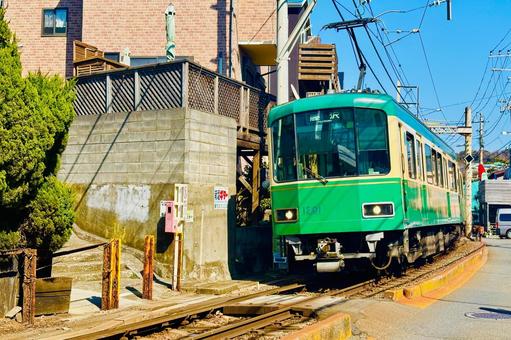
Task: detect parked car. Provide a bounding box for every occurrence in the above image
[496,208,511,239]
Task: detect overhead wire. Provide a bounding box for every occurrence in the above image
[330,0,389,93]
[350,0,401,95]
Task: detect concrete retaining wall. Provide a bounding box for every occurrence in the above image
[58,108,237,280]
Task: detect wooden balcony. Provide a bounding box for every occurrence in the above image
[298,43,339,93]
[73,41,127,76]
[73,60,275,150]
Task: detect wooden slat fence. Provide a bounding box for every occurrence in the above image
[73,60,274,133]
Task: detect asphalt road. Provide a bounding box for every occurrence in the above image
[349,238,511,339]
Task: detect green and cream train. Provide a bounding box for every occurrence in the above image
[268,93,464,273]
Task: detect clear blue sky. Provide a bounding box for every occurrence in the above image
[310,0,511,153]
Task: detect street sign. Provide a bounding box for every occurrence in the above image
[464,154,474,163]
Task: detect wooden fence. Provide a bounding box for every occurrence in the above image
[73,60,274,133]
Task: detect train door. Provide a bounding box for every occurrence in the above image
[415,138,426,225]
[403,130,422,225]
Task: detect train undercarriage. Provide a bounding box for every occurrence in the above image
[279,225,463,274]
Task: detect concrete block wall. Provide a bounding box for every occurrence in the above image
[58,108,237,280]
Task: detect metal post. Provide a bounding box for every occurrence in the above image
[106,74,112,113]
[464,107,473,237]
[479,112,484,164]
[277,0,289,105]
[134,71,141,111]
[229,0,234,78]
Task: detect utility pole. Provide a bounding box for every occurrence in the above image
[276,0,289,105]
[276,0,317,105]
[446,0,452,20]
[464,107,473,237]
[479,112,484,164]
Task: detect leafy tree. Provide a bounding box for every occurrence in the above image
[20,177,75,252]
[0,9,75,251]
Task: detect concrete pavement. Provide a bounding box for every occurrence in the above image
[348,238,511,339]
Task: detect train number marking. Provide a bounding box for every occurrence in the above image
[303,206,321,215]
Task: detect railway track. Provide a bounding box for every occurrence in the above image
[175,241,485,339]
[64,241,483,339]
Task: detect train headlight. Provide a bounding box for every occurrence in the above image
[276,208,298,222]
[363,203,394,218]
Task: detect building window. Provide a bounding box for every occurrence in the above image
[104,52,120,63]
[130,56,167,67]
[42,8,68,36]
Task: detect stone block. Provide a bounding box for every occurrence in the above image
[140,110,157,121]
[140,151,157,163]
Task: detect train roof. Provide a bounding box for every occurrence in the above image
[268,93,456,159]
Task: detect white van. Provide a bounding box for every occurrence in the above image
[496,208,511,239]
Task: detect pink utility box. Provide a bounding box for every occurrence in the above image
[164,201,177,233]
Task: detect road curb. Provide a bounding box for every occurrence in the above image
[282,312,352,340]
[386,245,487,303]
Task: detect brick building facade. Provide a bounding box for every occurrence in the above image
[4,0,306,91]
[5,0,82,77]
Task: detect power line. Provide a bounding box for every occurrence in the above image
[491,27,511,52]
[350,0,401,95]
[417,31,447,122]
[418,0,431,29]
[330,0,388,93]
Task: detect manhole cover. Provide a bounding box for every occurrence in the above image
[465,312,511,320]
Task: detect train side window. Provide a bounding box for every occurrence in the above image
[272,115,297,182]
[448,161,456,191]
[443,158,448,188]
[435,151,443,187]
[405,132,416,179]
[432,150,439,186]
[416,140,424,181]
[425,144,434,184]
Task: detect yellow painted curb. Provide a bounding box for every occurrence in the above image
[383,288,404,301]
[384,245,487,307]
[282,312,352,340]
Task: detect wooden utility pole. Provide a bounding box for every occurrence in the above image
[22,249,37,325]
[143,235,154,300]
[464,107,473,237]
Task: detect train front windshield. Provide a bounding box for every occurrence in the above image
[272,107,390,182]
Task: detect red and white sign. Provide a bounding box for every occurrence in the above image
[214,187,229,209]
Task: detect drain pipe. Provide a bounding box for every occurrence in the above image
[228,0,234,77]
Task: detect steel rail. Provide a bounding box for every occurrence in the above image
[66,283,306,339]
[340,242,486,299]
[190,309,293,339]
[67,243,484,339]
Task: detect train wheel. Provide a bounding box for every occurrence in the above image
[390,256,407,277]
